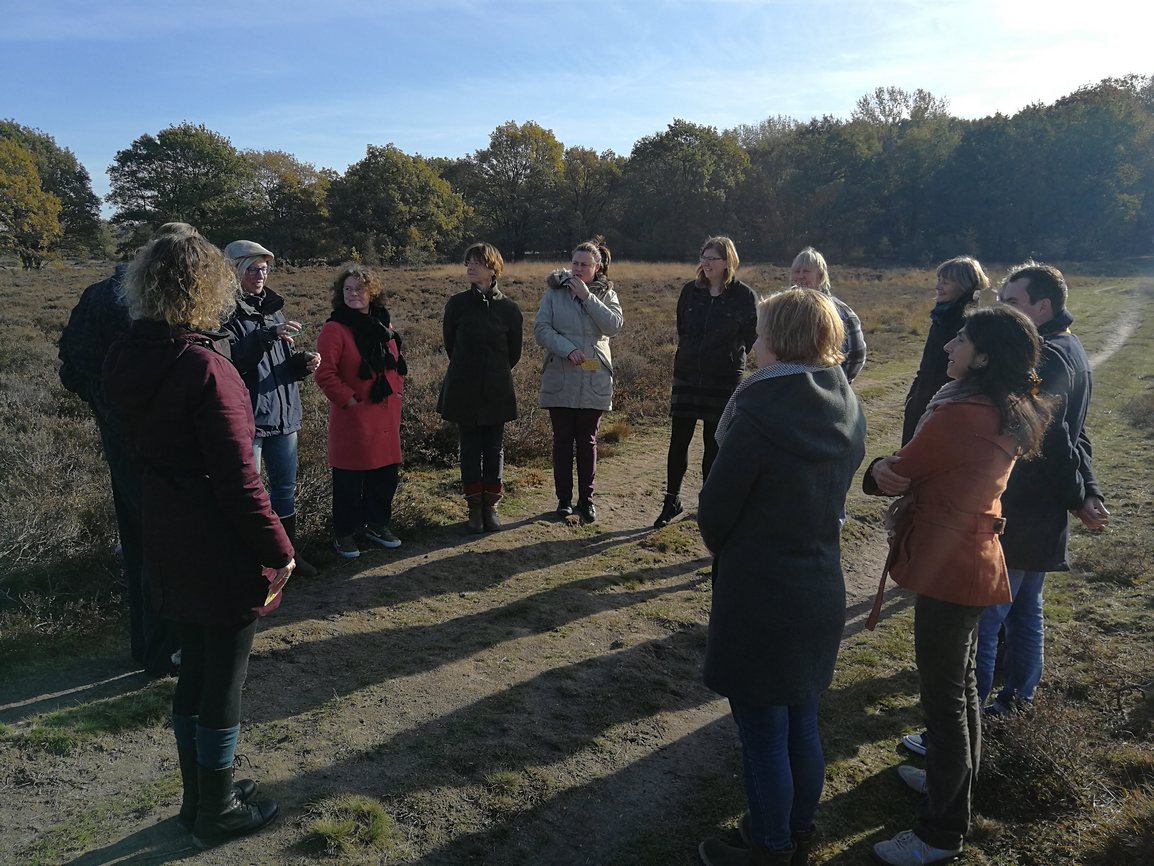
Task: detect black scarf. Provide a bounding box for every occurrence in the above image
[328,305,407,403]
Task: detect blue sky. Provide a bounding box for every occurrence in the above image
[2,0,1147,209]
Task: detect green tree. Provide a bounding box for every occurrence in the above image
[328,144,470,265]
[620,119,750,260]
[107,123,254,249]
[559,147,625,251]
[0,120,102,255]
[471,121,564,260]
[0,139,64,269]
[241,150,336,263]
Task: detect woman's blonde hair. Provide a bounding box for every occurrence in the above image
[120,234,238,329]
[463,242,505,283]
[695,236,740,288]
[791,247,831,291]
[936,255,989,299]
[757,288,845,367]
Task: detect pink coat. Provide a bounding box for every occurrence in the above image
[315,320,404,470]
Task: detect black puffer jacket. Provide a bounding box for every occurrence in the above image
[901,294,977,445]
[437,284,524,425]
[671,279,757,386]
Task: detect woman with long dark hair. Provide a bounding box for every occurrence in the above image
[314,264,407,558]
[864,306,1054,865]
[653,236,756,528]
[437,242,523,532]
[533,236,623,524]
[103,233,289,845]
[899,256,989,446]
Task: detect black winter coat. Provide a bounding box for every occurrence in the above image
[1000,311,1101,572]
[223,288,311,437]
[437,285,524,425]
[672,280,757,387]
[699,367,866,705]
[58,264,130,433]
[900,294,976,445]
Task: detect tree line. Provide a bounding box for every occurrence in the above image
[3,75,1152,269]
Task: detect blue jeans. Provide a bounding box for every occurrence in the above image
[976,569,1045,704]
[253,432,298,518]
[728,698,823,852]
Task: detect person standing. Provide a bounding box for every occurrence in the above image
[223,240,321,577]
[790,246,866,383]
[653,236,756,528]
[58,222,195,676]
[900,257,988,446]
[102,232,289,844]
[697,289,866,865]
[977,261,1109,713]
[864,306,1055,865]
[314,264,407,558]
[437,243,523,533]
[533,237,623,524]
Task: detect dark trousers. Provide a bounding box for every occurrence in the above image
[459,423,505,494]
[99,424,178,674]
[332,464,399,536]
[548,408,602,504]
[172,618,256,729]
[665,415,720,497]
[913,594,983,851]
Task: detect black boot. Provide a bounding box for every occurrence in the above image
[176,749,258,830]
[790,827,815,866]
[281,513,318,577]
[192,765,278,845]
[653,494,683,527]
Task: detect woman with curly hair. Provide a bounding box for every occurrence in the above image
[314,264,407,557]
[103,232,289,845]
[533,236,623,523]
[864,306,1055,865]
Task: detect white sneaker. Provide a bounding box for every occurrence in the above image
[873,829,961,864]
[901,732,927,756]
[898,764,927,794]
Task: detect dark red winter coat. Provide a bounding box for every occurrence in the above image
[103,320,293,625]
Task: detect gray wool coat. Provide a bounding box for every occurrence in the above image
[699,367,866,706]
[533,274,623,411]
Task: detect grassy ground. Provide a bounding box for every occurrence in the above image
[0,260,1151,864]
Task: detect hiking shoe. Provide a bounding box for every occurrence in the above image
[872,829,960,864]
[332,535,361,559]
[576,499,596,523]
[653,494,683,528]
[901,732,927,756]
[556,500,573,518]
[898,764,927,794]
[364,524,402,549]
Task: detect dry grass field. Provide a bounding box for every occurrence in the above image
[0,258,1152,865]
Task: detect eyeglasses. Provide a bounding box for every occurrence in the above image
[245,265,269,275]
[700,255,725,263]
[343,285,367,295]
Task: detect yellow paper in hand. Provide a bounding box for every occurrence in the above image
[580,358,600,371]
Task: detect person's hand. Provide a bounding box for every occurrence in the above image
[275,321,303,344]
[568,277,591,301]
[345,396,359,407]
[1074,495,1109,530]
[267,558,295,601]
[567,349,586,365]
[304,351,321,373]
[871,456,911,495]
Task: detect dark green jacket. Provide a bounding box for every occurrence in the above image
[437,285,523,425]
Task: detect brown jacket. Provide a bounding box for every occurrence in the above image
[865,396,1017,612]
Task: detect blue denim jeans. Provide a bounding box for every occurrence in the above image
[252,431,298,518]
[976,569,1045,704]
[728,698,823,852]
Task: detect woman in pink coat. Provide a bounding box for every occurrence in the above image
[314,263,406,558]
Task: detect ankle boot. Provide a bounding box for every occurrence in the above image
[280,513,317,577]
[699,837,795,866]
[466,494,484,533]
[482,491,503,531]
[176,749,258,831]
[790,827,815,865]
[653,494,683,528]
[192,765,278,846]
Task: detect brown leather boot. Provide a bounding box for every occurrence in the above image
[482,491,503,531]
[466,494,484,533]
